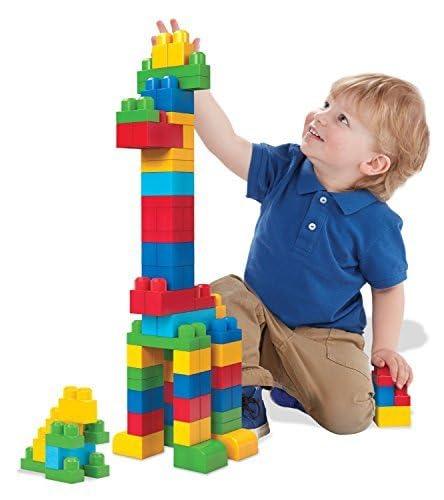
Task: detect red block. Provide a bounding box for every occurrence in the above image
[116,111,183,149]
[372,366,393,387]
[127,408,164,436]
[212,363,242,389]
[130,278,216,316]
[173,394,211,422]
[394,386,411,406]
[141,195,194,243]
[164,381,173,404]
[231,362,242,386]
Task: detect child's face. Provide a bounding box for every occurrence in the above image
[300,93,377,178]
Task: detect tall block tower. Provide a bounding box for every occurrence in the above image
[113,28,259,473]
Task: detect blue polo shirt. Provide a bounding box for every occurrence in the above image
[244,143,408,334]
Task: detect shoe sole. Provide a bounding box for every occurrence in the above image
[248,422,270,439]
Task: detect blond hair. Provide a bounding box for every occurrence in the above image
[330,73,429,201]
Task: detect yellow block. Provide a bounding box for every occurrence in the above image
[141,148,193,161]
[113,430,164,459]
[152,32,172,68]
[167,30,193,67]
[183,125,194,149]
[57,386,97,424]
[141,158,194,173]
[213,429,258,461]
[212,341,242,367]
[374,406,411,427]
[127,344,164,368]
[173,348,211,375]
[216,305,227,319]
[32,427,47,462]
[166,112,195,126]
[174,417,211,446]
[163,359,173,382]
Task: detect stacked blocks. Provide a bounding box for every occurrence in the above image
[20,386,110,483]
[373,366,411,427]
[113,27,258,473]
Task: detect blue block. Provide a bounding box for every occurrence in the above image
[45,443,96,470]
[207,317,242,344]
[142,242,194,267]
[174,371,211,399]
[141,76,194,113]
[374,385,395,406]
[142,307,216,337]
[164,402,173,425]
[141,172,194,196]
[142,265,194,290]
[127,386,164,414]
[212,385,242,412]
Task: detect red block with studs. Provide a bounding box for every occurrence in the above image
[211,363,242,389]
[173,394,211,422]
[394,386,411,406]
[372,366,393,387]
[127,408,164,436]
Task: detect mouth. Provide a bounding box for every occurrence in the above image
[307,126,324,142]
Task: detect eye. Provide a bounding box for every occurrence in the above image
[322,101,330,109]
[338,113,349,126]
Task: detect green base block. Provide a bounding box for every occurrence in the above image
[211,418,242,435]
[45,458,85,484]
[84,420,110,445]
[127,375,163,391]
[164,425,174,447]
[174,440,228,474]
[83,453,110,478]
[127,331,210,352]
[20,447,45,473]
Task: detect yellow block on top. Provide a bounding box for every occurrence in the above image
[374,406,411,427]
[174,417,211,446]
[127,344,164,368]
[152,32,172,68]
[166,112,195,125]
[113,430,164,459]
[212,429,258,461]
[173,348,211,375]
[167,30,194,67]
[57,386,97,424]
[212,341,242,367]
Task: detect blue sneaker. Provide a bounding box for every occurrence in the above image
[270,387,305,412]
[242,386,270,438]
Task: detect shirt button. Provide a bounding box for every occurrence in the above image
[319,196,327,204]
[308,222,317,231]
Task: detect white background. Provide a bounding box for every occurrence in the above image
[2,0,442,497]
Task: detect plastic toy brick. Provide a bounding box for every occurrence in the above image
[164,348,173,360]
[167,30,194,67]
[164,402,173,425]
[45,457,85,484]
[374,406,411,427]
[45,442,96,470]
[212,293,227,319]
[394,386,411,406]
[57,386,98,424]
[374,385,395,407]
[141,76,194,113]
[372,366,394,387]
[83,452,110,478]
[212,429,258,461]
[173,440,227,474]
[141,172,194,196]
[46,422,84,449]
[113,430,164,459]
[127,386,164,413]
[173,347,211,375]
[173,416,211,446]
[141,158,194,173]
[127,326,211,352]
[211,418,242,435]
[84,420,110,444]
[127,364,163,380]
[164,425,174,447]
[173,394,211,422]
[142,264,194,290]
[127,344,164,368]
[141,240,194,267]
[212,385,242,412]
[173,371,211,399]
[182,124,194,149]
[211,341,242,367]
[32,427,47,462]
[20,447,45,473]
[166,112,195,125]
[164,381,173,403]
[127,408,164,436]
[141,309,216,338]
[152,32,172,68]
[212,363,242,389]
[164,359,173,382]
[127,375,164,391]
[141,147,194,162]
[117,111,183,149]
[208,317,242,344]
[116,97,160,124]
[141,194,194,243]
[137,51,211,93]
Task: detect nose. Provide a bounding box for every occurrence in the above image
[313,109,328,126]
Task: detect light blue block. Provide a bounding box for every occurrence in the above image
[374,385,395,406]
[141,172,194,196]
[142,307,216,337]
[45,443,96,470]
[142,242,194,267]
[142,265,194,290]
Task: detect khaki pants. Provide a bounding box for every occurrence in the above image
[210,274,375,435]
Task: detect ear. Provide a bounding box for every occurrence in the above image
[359,154,391,176]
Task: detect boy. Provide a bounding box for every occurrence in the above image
[153,20,429,436]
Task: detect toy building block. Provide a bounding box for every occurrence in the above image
[141,76,194,113]
[166,112,194,125]
[212,363,242,390]
[45,442,96,470]
[173,371,211,399]
[167,30,194,67]
[211,341,242,367]
[374,385,395,407]
[173,416,211,446]
[164,425,174,447]
[57,387,97,424]
[151,32,172,68]
[374,406,411,427]
[173,347,211,375]
[182,125,194,149]
[173,394,211,422]
[83,452,110,478]
[141,171,194,196]
[142,147,194,162]
[84,420,110,444]
[141,158,195,173]
[113,430,164,459]
[142,241,194,266]
[212,385,242,412]
[372,366,393,387]
[20,447,45,473]
[207,317,242,344]
[127,386,164,413]
[394,386,411,406]
[116,97,160,124]
[45,457,85,484]
[46,422,84,449]
[164,360,173,382]
[142,265,194,290]
[127,364,163,391]
[127,409,164,436]
[127,343,164,368]
[212,429,258,461]
[212,293,227,319]
[141,309,216,338]
[174,440,227,474]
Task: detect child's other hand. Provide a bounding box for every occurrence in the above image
[151,19,200,51]
[371,349,413,389]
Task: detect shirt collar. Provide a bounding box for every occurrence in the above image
[296,158,379,215]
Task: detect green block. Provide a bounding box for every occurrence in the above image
[211,418,242,435]
[127,365,163,380]
[164,425,174,447]
[179,75,210,90]
[174,440,227,474]
[164,349,173,361]
[20,447,45,473]
[45,457,85,484]
[83,452,110,479]
[127,375,163,391]
[84,420,110,445]
[212,408,242,423]
[116,97,160,124]
[46,422,84,449]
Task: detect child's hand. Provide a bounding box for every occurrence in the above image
[151,18,200,51]
[371,348,413,389]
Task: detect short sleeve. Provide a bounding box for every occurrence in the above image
[359,222,408,289]
[246,143,295,203]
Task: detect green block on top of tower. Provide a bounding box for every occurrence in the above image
[137,52,211,94]
[117,97,160,124]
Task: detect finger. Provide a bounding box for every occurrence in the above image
[192,37,200,51]
[406,365,413,387]
[396,361,408,389]
[170,18,180,32]
[151,35,156,46]
[156,20,168,33]
[386,357,398,382]
[372,355,385,368]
